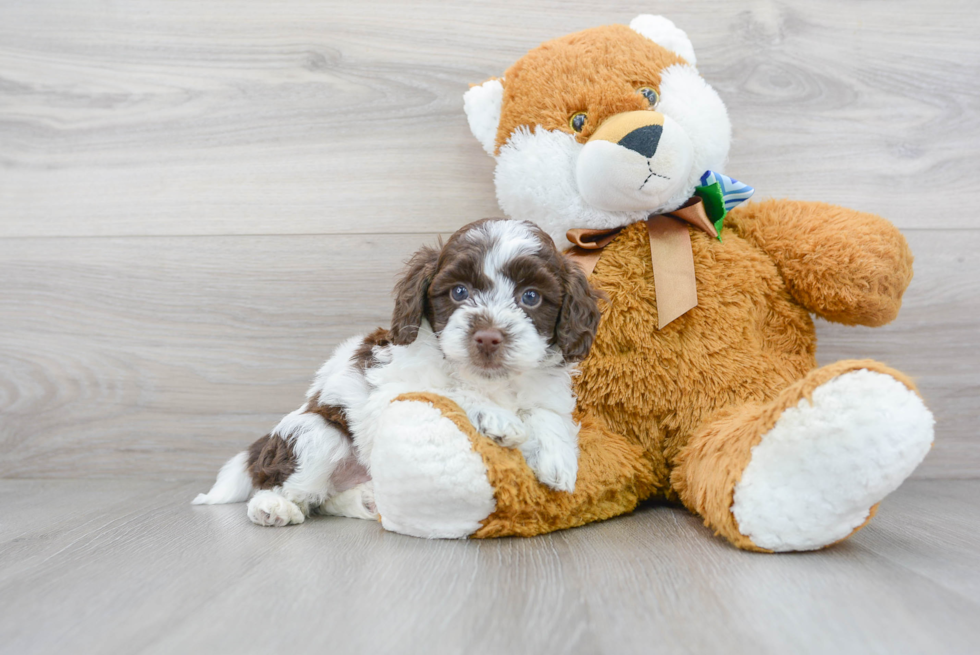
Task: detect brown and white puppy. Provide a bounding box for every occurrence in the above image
[193,218,602,527]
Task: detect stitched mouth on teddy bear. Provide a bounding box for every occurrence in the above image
[575,112,693,213]
[639,161,672,190]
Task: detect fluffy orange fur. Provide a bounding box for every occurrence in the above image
[494,25,684,151]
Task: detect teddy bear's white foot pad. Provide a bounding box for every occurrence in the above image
[731,370,934,552]
[371,400,496,539]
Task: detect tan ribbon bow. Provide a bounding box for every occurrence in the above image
[565,196,718,329]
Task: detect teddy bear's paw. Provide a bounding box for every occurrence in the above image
[247,490,306,527]
[522,439,578,493]
[372,397,496,539]
[731,369,934,552]
[468,405,527,448]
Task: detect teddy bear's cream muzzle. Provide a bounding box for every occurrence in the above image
[575,110,693,213]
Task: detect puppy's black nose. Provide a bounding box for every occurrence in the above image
[618,124,663,159]
[473,329,503,355]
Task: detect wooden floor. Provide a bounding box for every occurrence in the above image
[2,1,979,653]
[0,479,978,655]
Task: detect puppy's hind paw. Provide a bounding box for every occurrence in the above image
[319,482,379,521]
[247,490,306,527]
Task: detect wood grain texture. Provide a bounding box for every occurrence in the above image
[0,0,978,237]
[0,2,977,477]
[0,230,975,479]
[0,478,978,655]
[0,233,430,478]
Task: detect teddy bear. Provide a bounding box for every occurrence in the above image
[365,15,935,551]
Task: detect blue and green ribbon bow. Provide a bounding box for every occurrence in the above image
[694,171,755,240]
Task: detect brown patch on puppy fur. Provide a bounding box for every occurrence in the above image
[494,24,685,151]
[305,392,352,438]
[351,327,392,372]
[426,228,493,334]
[247,395,353,490]
[556,254,603,362]
[502,254,562,337]
[247,434,297,489]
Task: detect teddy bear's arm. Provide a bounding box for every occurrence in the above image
[726,199,914,326]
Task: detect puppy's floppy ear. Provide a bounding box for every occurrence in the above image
[556,257,603,363]
[390,245,440,345]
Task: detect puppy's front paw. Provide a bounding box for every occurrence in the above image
[468,406,527,448]
[247,490,306,527]
[522,441,578,493]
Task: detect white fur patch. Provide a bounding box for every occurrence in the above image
[464,78,504,156]
[319,482,378,520]
[472,219,540,276]
[192,451,252,505]
[371,399,496,538]
[731,370,935,552]
[629,15,697,66]
[519,407,579,492]
[309,335,373,415]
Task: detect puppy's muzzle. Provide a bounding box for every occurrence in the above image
[473,328,504,357]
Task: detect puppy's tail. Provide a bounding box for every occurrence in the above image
[192,451,253,505]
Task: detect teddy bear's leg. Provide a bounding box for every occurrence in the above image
[671,360,934,552]
[369,395,498,539]
[370,393,654,539]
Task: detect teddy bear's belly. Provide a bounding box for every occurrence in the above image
[572,222,817,492]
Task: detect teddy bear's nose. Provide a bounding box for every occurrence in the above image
[618,124,663,159]
[586,110,666,159]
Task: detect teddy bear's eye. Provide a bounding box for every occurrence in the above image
[569,112,587,133]
[638,87,660,108]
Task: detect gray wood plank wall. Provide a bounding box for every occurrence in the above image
[2,0,978,479]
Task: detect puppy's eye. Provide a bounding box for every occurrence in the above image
[451,284,469,302]
[637,87,660,108]
[569,112,587,133]
[521,289,541,307]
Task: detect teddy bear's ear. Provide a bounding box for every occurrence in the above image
[629,15,697,67]
[463,78,504,156]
